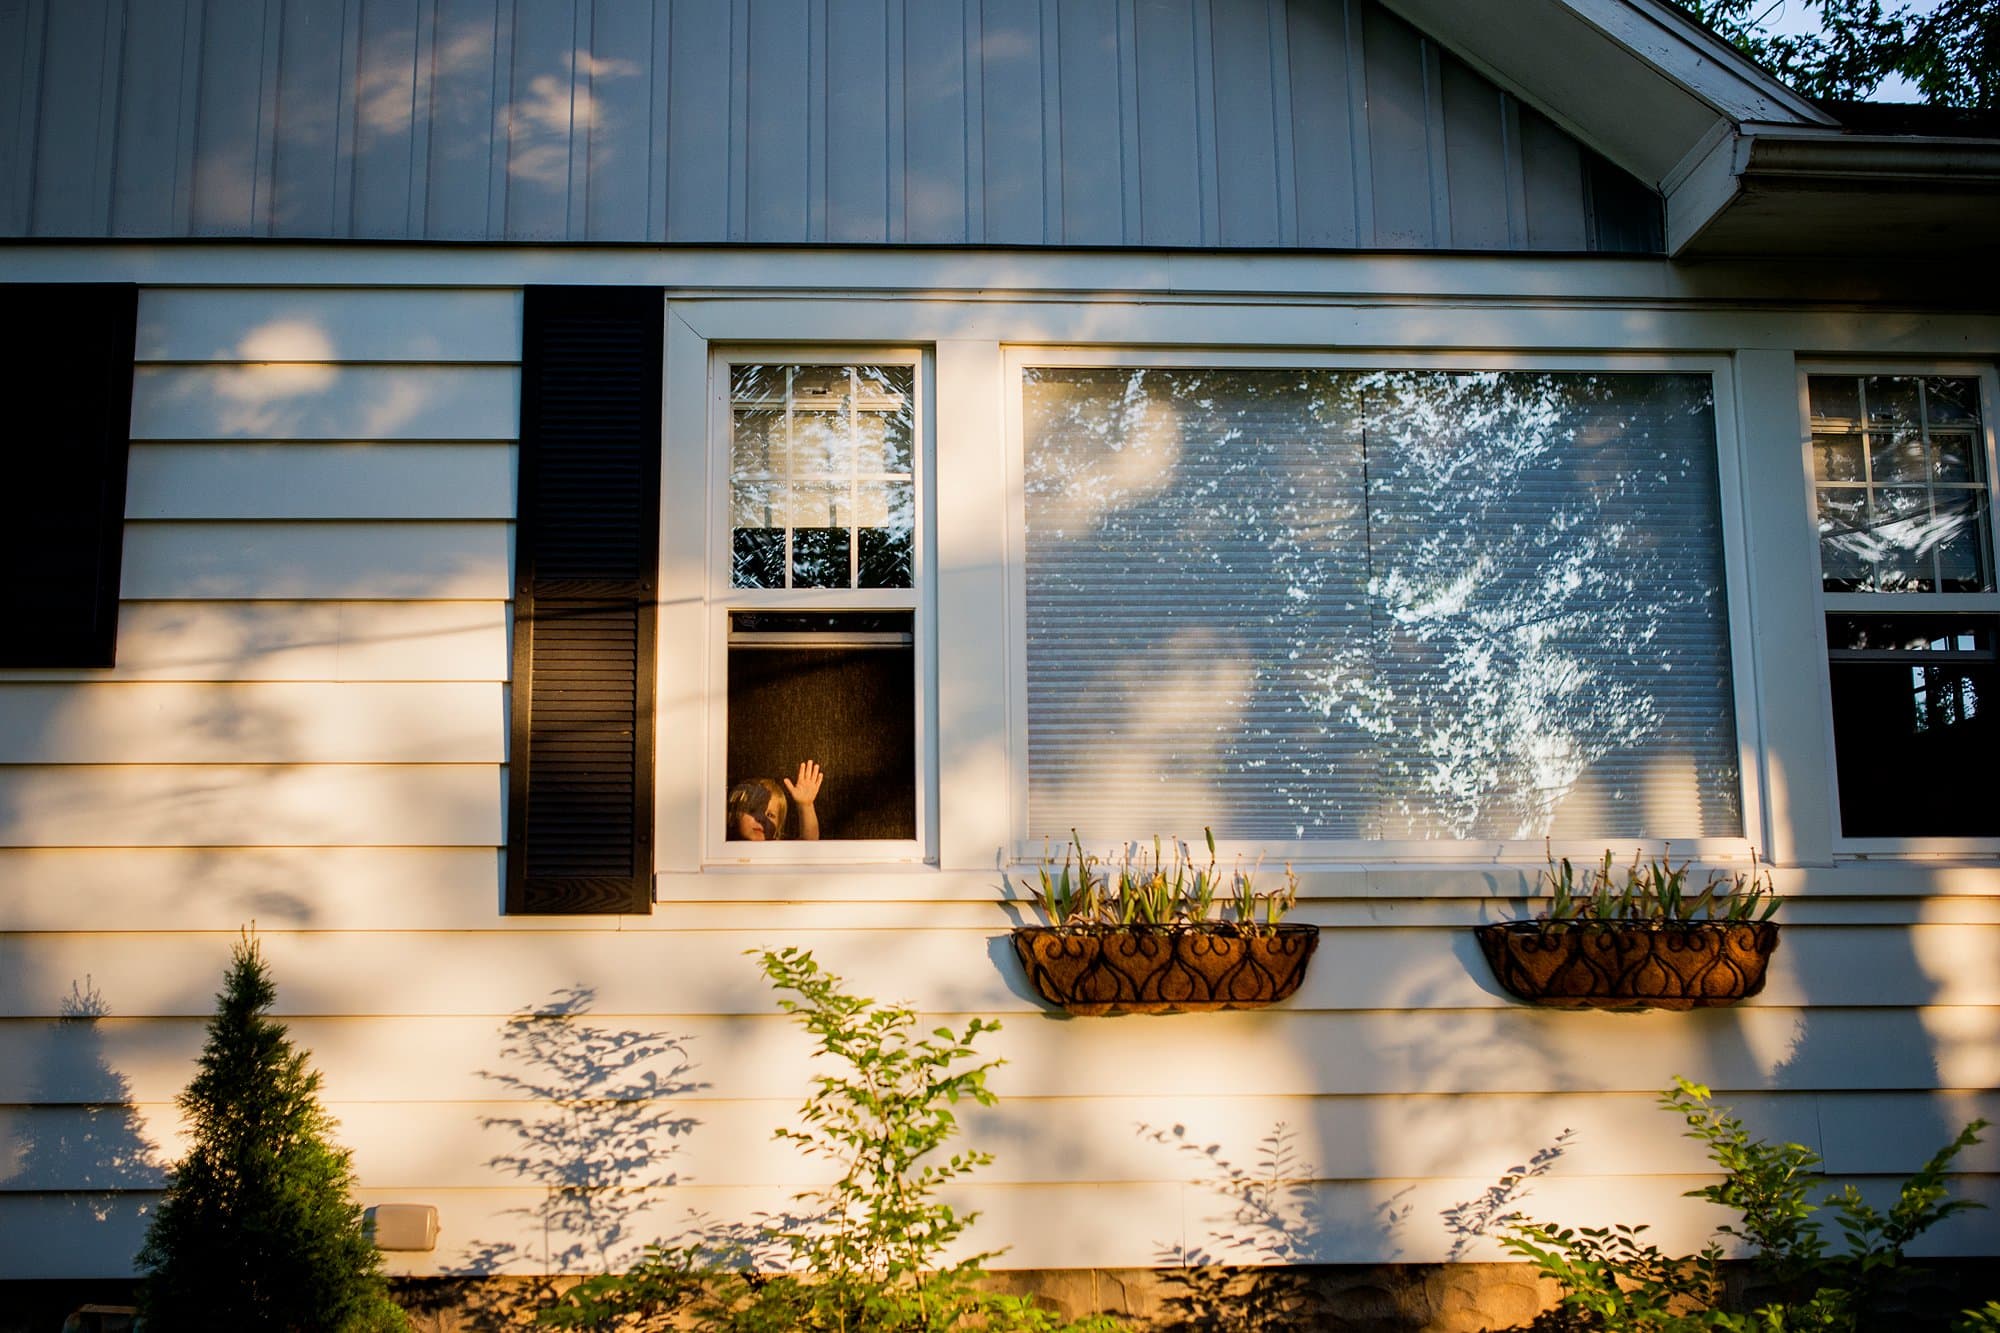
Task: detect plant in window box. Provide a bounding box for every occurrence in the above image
[1474,845,1782,1011]
[1011,832,1319,1016]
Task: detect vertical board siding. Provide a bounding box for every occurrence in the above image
[6,0,1657,250]
[273,0,348,237]
[665,0,729,241]
[904,0,968,243]
[1133,0,1201,247]
[980,0,1044,244]
[1057,0,1124,244]
[1284,0,1356,247]
[745,0,809,242]
[826,0,891,243]
[583,0,654,240]
[1211,0,1284,247]
[425,0,501,239]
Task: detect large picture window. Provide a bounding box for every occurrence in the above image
[1811,371,1999,839]
[1021,365,1742,843]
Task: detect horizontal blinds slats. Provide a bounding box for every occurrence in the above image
[1024,368,1742,842]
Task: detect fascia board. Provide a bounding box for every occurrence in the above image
[1378,0,1830,189]
[1567,0,1835,126]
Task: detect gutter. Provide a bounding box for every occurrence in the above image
[1666,129,2000,255]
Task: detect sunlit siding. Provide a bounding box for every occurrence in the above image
[0,281,1996,1287]
[0,0,1660,252]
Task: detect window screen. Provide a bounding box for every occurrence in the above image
[1023,368,1741,841]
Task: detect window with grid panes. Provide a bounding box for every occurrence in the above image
[722,362,920,846]
[1810,373,1999,837]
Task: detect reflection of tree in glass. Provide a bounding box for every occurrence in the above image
[1024,368,1738,840]
[1329,371,1735,839]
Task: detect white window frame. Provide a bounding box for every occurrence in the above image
[1002,345,1768,866]
[1798,359,2000,859]
[702,345,937,867]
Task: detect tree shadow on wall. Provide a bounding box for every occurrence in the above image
[1140,1120,1413,1333]
[409,987,705,1332]
[5,977,164,1218]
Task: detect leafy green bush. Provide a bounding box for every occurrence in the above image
[137,932,406,1332]
[1500,1078,1988,1331]
[541,948,1121,1332]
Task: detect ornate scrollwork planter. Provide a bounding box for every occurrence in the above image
[1474,920,1780,1012]
[1012,923,1319,1016]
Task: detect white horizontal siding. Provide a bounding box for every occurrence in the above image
[7,1091,1996,1193]
[0,765,503,847]
[0,848,507,932]
[3,1008,1995,1104]
[119,523,511,600]
[126,444,516,519]
[133,289,524,363]
[0,682,504,764]
[129,365,519,440]
[6,853,1996,935]
[0,927,1996,1018]
[0,602,509,683]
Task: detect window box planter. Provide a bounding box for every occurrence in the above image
[1473,920,1780,1011]
[1012,923,1319,1016]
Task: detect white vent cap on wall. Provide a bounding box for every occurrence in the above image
[366,1203,440,1252]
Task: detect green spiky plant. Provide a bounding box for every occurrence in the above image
[541,950,1121,1333]
[137,932,406,1332]
[1021,830,1299,936]
[1540,843,1781,932]
[1499,1079,1989,1332]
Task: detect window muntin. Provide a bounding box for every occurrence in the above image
[713,355,927,860]
[1809,371,2000,841]
[1812,375,1991,594]
[730,364,916,591]
[1021,366,1742,843]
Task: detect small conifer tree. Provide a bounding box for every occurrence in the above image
[137,932,407,1332]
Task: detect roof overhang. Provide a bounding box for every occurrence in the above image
[1378,0,2000,260]
[1668,129,2000,258]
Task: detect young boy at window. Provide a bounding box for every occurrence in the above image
[726,760,824,841]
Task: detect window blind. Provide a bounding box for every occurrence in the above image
[1023,368,1741,842]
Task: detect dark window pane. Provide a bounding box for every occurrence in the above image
[728,612,916,841]
[1828,613,1994,655]
[858,526,913,587]
[733,528,786,587]
[1865,375,1920,425]
[1932,430,1978,483]
[1831,666,1998,836]
[1813,432,1865,482]
[1869,427,1927,483]
[1817,488,1872,590]
[1936,492,1992,593]
[792,526,851,587]
[1924,376,1982,427]
[1809,375,1860,424]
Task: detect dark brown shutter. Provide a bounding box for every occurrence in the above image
[0,284,138,668]
[508,287,664,914]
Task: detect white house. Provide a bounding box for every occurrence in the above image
[2,0,1997,1325]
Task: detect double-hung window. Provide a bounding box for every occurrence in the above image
[1809,369,2000,840]
[1013,355,1747,852]
[710,352,929,861]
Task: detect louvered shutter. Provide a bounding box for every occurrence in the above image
[0,284,138,668]
[508,287,664,914]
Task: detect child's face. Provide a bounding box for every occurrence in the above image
[734,801,775,841]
